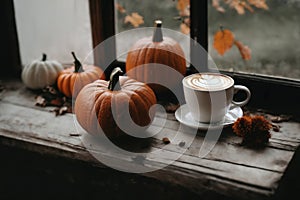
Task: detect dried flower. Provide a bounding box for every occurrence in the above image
[232,115,252,137]
[233,115,272,147]
[251,116,272,133]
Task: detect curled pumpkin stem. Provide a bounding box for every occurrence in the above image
[108,67,123,91]
[220,24,224,32]
[42,53,47,62]
[71,52,84,73]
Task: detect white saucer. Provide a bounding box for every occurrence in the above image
[175,104,243,130]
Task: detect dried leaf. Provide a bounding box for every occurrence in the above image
[248,0,269,10]
[177,0,189,12]
[212,0,268,14]
[213,29,235,56]
[65,104,73,113]
[270,115,291,123]
[164,102,180,113]
[216,6,226,13]
[35,96,47,107]
[124,12,144,27]
[242,1,254,13]
[53,106,68,116]
[51,105,72,116]
[212,0,226,13]
[49,98,64,107]
[180,23,190,35]
[234,40,252,60]
[272,124,280,132]
[177,0,190,16]
[39,85,62,101]
[231,1,246,15]
[42,85,58,95]
[183,17,190,27]
[115,3,126,13]
[35,85,72,116]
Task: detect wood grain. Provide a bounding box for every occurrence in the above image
[0,83,300,200]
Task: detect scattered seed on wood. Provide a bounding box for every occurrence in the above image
[270,115,291,123]
[162,137,170,144]
[179,141,185,147]
[69,133,81,137]
[272,124,280,132]
[131,155,145,165]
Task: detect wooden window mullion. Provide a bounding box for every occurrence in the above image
[189,0,208,73]
[89,0,116,79]
[1,0,21,79]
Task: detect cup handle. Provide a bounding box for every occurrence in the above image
[232,85,251,107]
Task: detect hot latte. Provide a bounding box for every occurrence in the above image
[183,73,233,91]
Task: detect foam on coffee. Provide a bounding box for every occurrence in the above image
[184,73,233,91]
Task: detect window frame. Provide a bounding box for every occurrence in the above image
[4,0,300,117]
[1,0,21,79]
[88,0,300,117]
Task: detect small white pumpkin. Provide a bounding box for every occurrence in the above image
[21,53,64,89]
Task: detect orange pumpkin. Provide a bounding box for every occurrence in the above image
[126,20,186,95]
[75,67,157,138]
[57,52,105,98]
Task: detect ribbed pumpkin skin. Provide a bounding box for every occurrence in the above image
[57,65,105,98]
[126,37,186,94]
[74,76,157,138]
[21,60,63,89]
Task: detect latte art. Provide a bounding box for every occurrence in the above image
[184,73,233,91]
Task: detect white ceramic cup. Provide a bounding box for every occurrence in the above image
[182,73,251,123]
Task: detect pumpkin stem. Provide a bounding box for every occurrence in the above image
[71,52,84,73]
[108,67,123,91]
[219,24,224,32]
[152,20,163,42]
[42,53,47,61]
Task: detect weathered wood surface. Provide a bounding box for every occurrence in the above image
[0,81,300,200]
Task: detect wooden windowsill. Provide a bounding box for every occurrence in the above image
[0,79,299,200]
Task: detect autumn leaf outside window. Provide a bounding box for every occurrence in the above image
[116,0,268,62]
[114,0,300,79]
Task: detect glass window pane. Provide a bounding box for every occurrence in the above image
[14,0,93,65]
[115,0,190,62]
[208,0,300,79]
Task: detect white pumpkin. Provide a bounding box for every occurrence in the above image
[21,53,64,89]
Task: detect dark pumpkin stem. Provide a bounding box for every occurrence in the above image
[71,52,84,73]
[220,24,224,32]
[42,53,47,61]
[152,20,163,42]
[108,67,123,91]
